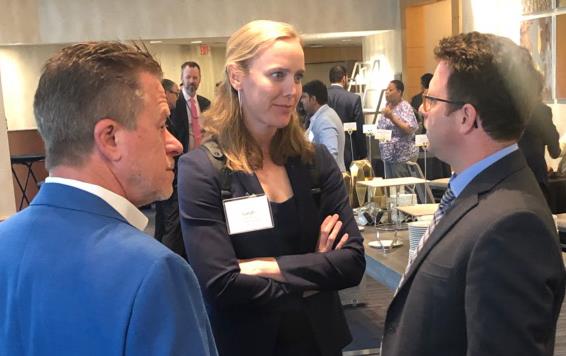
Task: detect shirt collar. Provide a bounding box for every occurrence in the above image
[309,104,329,124]
[450,143,518,197]
[182,87,196,102]
[330,83,344,88]
[44,177,148,231]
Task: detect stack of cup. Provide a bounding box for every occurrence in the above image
[407,220,430,260]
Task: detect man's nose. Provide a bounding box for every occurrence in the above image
[165,129,183,157]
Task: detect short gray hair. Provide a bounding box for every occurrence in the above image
[34,41,162,169]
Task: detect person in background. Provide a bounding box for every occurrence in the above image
[381,32,565,356]
[301,79,346,172]
[172,61,211,153]
[328,64,367,169]
[0,42,217,356]
[163,78,180,114]
[410,73,433,112]
[518,97,560,206]
[178,20,365,356]
[165,61,211,259]
[411,73,433,133]
[377,79,419,178]
[154,78,182,248]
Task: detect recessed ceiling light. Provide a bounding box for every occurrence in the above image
[341,39,352,42]
[191,40,203,44]
[149,40,162,44]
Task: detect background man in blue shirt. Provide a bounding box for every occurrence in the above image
[302,79,346,172]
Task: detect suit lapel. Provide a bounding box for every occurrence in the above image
[400,193,478,288]
[396,150,527,293]
[286,155,319,252]
[231,171,263,196]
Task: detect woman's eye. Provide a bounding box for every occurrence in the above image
[271,71,285,80]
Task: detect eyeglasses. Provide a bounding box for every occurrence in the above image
[422,95,465,113]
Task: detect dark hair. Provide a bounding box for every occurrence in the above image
[390,79,404,94]
[302,80,328,105]
[181,61,201,72]
[329,65,347,83]
[34,41,162,169]
[434,32,542,141]
[420,73,433,89]
[161,78,176,92]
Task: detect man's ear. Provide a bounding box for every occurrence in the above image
[227,64,243,91]
[459,103,479,134]
[93,118,122,162]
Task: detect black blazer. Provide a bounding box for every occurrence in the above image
[171,93,211,153]
[177,144,366,356]
[382,150,566,356]
[327,85,367,167]
[518,103,560,185]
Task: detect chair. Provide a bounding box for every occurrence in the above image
[405,161,435,204]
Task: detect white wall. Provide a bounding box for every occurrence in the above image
[148,43,222,101]
[0,45,64,130]
[362,31,403,114]
[0,43,227,130]
[461,0,522,43]
[0,70,16,219]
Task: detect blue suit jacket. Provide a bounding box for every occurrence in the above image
[0,183,217,356]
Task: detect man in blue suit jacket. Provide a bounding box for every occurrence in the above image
[0,42,217,356]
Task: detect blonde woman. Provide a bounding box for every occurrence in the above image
[178,20,365,356]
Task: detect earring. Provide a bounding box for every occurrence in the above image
[237,90,243,117]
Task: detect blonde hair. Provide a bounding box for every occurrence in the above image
[202,20,314,173]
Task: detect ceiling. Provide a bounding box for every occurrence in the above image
[144,30,389,48]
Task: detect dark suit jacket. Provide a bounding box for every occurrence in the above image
[177,144,366,356]
[327,85,367,168]
[171,93,211,153]
[382,150,566,356]
[518,103,560,185]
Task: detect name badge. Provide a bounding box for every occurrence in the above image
[223,194,274,235]
[363,124,377,135]
[415,134,429,147]
[343,122,357,132]
[374,129,392,141]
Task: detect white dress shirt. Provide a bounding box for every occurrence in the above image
[45,176,148,231]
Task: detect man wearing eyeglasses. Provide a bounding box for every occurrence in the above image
[163,78,181,112]
[381,32,565,356]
